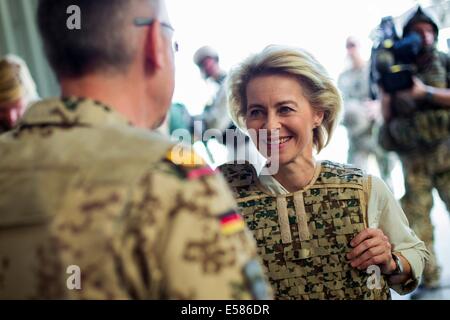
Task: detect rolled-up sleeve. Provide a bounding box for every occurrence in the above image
[367,176,430,295]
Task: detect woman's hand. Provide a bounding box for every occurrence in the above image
[346,228,396,274]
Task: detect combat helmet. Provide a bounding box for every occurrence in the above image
[193,46,219,67]
[402,6,439,38]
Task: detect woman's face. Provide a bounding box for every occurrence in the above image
[245,74,323,166]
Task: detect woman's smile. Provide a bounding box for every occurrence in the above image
[263,135,293,149]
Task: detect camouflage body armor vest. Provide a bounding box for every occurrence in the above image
[387,50,450,151]
[220,161,391,300]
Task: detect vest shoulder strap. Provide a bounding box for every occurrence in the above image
[219,162,257,188]
[361,174,372,228]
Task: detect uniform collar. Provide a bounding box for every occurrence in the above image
[18,96,132,128]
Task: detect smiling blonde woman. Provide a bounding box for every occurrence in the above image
[220,45,429,300]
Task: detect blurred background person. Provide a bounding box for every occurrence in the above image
[193,45,261,168]
[377,6,450,295]
[155,101,194,140]
[338,36,395,190]
[193,45,230,138]
[0,59,29,133]
[3,54,40,104]
[167,102,193,136]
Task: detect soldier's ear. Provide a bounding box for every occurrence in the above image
[144,21,164,69]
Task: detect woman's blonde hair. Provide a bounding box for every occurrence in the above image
[227,45,342,153]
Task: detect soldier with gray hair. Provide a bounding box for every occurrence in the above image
[220,45,428,300]
[0,0,271,299]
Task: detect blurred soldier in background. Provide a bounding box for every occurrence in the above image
[378,6,450,294]
[193,46,261,168]
[193,46,230,138]
[155,102,193,139]
[167,102,193,135]
[0,0,270,300]
[0,59,28,133]
[3,54,40,104]
[338,37,394,189]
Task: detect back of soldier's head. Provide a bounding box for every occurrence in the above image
[37,0,161,78]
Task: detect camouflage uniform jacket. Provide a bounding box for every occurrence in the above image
[0,97,272,300]
[220,161,391,300]
[337,64,376,148]
[380,49,450,160]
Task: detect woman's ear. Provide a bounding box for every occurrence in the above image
[314,110,325,127]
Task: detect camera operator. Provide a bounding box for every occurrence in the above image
[378,6,450,294]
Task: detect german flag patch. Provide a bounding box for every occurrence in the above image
[166,145,205,168]
[186,166,216,180]
[219,211,245,235]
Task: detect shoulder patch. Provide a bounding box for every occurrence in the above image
[186,166,217,180]
[219,211,245,235]
[318,160,364,185]
[165,145,206,167]
[164,145,218,180]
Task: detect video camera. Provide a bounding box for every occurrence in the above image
[370,16,423,95]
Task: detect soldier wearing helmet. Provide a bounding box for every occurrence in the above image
[402,7,439,49]
[194,46,222,82]
[193,46,231,142]
[193,46,256,166]
[378,5,450,295]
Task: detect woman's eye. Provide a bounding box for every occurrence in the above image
[279,106,293,114]
[248,109,263,118]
